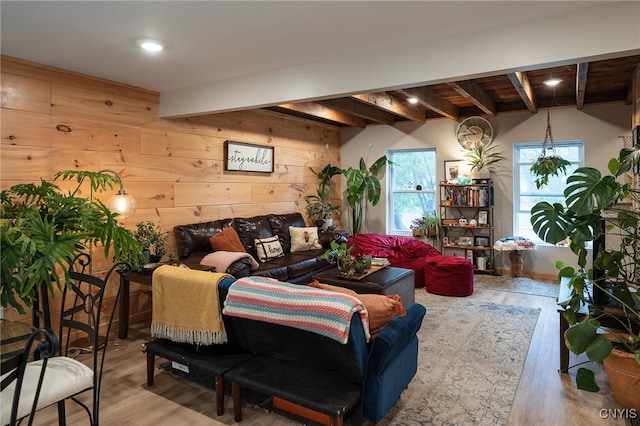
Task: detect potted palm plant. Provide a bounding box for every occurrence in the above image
[530,146,640,408]
[0,170,142,314]
[464,143,505,181]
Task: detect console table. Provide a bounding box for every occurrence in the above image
[558,277,639,372]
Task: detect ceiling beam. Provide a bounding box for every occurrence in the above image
[447,80,496,116]
[276,102,367,127]
[350,93,425,123]
[321,97,396,126]
[398,87,460,120]
[576,62,589,109]
[507,71,537,113]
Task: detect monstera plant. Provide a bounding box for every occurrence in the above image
[1,170,142,314]
[530,146,640,404]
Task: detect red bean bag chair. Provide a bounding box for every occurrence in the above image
[348,234,441,288]
[424,255,474,296]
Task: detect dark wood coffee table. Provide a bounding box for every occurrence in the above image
[312,266,415,305]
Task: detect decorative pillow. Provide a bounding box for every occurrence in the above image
[289,226,322,252]
[308,280,406,334]
[254,236,284,262]
[209,227,246,253]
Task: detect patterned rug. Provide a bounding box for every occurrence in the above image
[377,290,541,426]
[473,274,559,298]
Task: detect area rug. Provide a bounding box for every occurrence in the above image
[473,274,559,298]
[378,290,541,426]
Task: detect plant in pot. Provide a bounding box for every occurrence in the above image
[530,146,640,408]
[343,155,392,235]
[409,210,440,239]
[131,220,169,266]
[322,240,355,275]
[0,170,142,315]
[464,143,505,181]
[305,164,342,229]
[409,217,425,237]
[530,109,572,189]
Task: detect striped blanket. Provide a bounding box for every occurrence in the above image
[223,276,370,344]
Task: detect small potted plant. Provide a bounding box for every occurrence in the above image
[410,210,440,239]
[305,164,342,229]
[464,143,505,181]
[322,240,355,275]
[423,210,441,239]
[132,220,169,264]
[410,217,425,237]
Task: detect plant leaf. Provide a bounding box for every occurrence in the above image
[576,368,600,392]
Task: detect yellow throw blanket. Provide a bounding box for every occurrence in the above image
[151,265,232,345]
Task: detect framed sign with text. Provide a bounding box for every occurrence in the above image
[224,140,274,173]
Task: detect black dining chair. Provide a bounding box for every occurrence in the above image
[1,327,59,426]
[2,253,130,426]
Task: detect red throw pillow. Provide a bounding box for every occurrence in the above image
[209,227,245,252]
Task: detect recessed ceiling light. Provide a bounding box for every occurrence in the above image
[543,77,562,87]
[138,39,164,52]
[407,97,419,104]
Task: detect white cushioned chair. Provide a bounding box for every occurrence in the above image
[2,253,129,426]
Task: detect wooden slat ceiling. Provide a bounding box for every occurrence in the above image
[267,55,640,127]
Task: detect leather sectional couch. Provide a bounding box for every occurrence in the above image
[174,212,339,283]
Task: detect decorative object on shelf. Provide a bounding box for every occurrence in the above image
[478,210,489,225]
[530,109,571,189]
[343,155,391,234]
[530,147,640,400]
[464,143,505,181]
[474,236,489,247]
[304,164,341,228]
[0,170,142,314]
[458,236,473,246]
[444,160,464,184]
[224,140,274,173]
[455,116,494,149]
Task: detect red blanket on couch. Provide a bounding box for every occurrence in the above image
[348,234,442,288]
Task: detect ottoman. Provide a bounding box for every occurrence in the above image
[424,255,474,296]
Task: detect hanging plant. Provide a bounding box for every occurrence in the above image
[530,109,571,189]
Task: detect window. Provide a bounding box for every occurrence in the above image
[513,141,583,243]
[387,148,437,235]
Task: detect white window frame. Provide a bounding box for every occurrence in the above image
[387,148,437,235]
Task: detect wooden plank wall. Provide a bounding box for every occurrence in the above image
[0,55,342,328]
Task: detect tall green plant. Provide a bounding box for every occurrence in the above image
[343,155,391,234]
[0,170,142,314]
[530,146,640,392]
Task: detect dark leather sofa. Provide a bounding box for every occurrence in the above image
[174,212,338,283]
[144,274,426,425]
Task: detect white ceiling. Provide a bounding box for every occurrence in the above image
[2,1,636,117]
